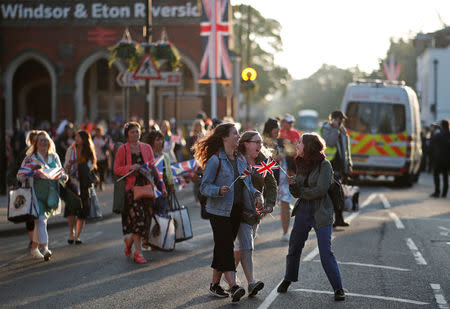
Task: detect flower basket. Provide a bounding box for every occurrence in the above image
[108,40,142,72]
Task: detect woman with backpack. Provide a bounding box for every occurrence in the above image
[193,123,263,303]
[276,132,345,301]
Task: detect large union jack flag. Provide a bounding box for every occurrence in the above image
[199,0,232,83]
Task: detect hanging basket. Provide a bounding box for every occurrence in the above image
[108,40,143,72]
[141,41,182,71]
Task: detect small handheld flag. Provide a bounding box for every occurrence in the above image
[253,157,279,178]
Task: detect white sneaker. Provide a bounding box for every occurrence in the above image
[43,249,52,261]
[281,233,290,242]
[31,248,44,259]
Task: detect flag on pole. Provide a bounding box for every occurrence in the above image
[199,0,232,84]
[239,169,251,179]
[253,157,279,178]
[171,159,198,176]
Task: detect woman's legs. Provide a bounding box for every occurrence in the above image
[67,215,75,240]
[316,224,343,291]
[75,219,85,240]
[284,212,311,282]
[280,201,290,236]
[32,216,49,250]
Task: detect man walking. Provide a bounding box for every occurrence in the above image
[321,111,352,227]
[430,119,450,198]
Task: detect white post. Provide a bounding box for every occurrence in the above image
[210,0,217,118]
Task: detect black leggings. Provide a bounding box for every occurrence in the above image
[209,212,241,272]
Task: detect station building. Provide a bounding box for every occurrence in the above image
[0,0,240,130]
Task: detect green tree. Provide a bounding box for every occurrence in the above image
[232,4,291,103]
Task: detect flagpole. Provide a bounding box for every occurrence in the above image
[229,175,240,187]
[210,0,217,118]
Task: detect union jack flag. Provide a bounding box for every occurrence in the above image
[253,157,279,178]
[171,159,198,176]
[199,0,232,83]
[239,169,251,179]
[17,162,40,177]
[38,168,65,180]
[151,156,165,180]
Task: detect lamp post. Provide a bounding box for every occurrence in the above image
[144,0,152,134]
[432,59,438,121]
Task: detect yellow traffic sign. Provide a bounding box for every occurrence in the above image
[241,67,257,81]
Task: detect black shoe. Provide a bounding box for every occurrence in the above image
[442,194,447,198]
[334,288,345,301]
[248,281,264,297]
[430,192,440,198]
[209,283,229,298]
[43,249,52,262]
[75,239,82,245]
[67,239,74,244]
[277,280,291,293]
[229,285,245,302]
[334,221,350,227]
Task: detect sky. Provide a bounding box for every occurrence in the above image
[233,0,450,80]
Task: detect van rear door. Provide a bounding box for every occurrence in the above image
[345,101,408,172]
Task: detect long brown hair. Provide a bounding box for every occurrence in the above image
[192,122,235,168]
[301,133,326,159]
[74,130,97,169]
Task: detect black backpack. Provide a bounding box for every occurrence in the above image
[318,163,345,211]
[198,154,221,219]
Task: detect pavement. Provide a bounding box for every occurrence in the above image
[0,181,197,237]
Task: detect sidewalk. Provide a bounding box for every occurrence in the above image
[0,182,197,237]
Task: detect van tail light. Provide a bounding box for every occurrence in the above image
[405,136,412,157]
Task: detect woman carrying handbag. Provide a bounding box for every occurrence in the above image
[64,130,97,245]
[18,131,68,261]
[114,122,167,264]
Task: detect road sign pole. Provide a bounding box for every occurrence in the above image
[210,0,217,119]
[144,0,152,134]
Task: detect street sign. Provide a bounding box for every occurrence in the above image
[116,71,146,87]
[133,54,161,80]
[151,72,183,86]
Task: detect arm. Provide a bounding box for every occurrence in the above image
[299,161,332,200]
[113,145,132,176]
[321,122,339,147]
[199,155,222,198]
[163,153,174,186]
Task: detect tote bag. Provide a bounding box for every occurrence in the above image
[88,186,103,219]
[149,213,176,251]
[7,185,38,223]
[168,193,193,242]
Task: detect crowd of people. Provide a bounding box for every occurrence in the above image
[16,109,442,304]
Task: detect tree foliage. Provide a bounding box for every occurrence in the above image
[232,4,291,103]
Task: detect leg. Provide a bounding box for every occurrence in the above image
[433,168,441,195]
[67,215,75,241]
[280,201,290,235]
[26,219,34,246]
[441,168,448,197]
[234,251,241,268]
[212,268,223,285]
[284,212,312,282]
[75,219,85,240]
[316,225,343,291]
[239,249,254,283]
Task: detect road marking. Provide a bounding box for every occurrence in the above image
[430,283,449,309]
[292,288,429,305]
[312,260,410,271]
[0,252,28,268]
[345,192,378,224]
[406,238,427,265]
[258,280,284,309]
[438,226,450,232]
[379,193,391,209]
[388,211,405,229]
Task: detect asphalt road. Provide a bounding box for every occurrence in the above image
[0,174,449,309]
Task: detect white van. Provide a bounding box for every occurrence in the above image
[341,80,422,186]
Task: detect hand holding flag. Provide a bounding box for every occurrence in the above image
[229,168,251,187]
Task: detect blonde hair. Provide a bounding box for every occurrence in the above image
[26,131,57,156]
[190,119,206,136]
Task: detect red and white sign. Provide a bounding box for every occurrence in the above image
[133,54,161,80]
[116,71,145,87]
[151,72,183,86]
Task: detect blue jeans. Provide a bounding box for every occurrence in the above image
[284,200,343,291]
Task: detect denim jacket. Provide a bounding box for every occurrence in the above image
[200,150,261,217]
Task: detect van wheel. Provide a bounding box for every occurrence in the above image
[395,174,413,187]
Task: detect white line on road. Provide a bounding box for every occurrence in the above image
[388,211,405,229]
[258,193,378,309]
[379,193,391,209]
[406,238,427,265]
[0,252,28,268]
[312,260,411,271]
[257,280,284,309]
[430,283,449,309]
[292,288,429,305]
[438,226,450,232]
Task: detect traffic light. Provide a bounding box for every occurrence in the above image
[241,67,257,91]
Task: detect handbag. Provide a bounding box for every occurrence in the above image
[60,181,82,217]
[7,183,38,223]
[88,186,102,219]
[342,184,360,212]
[149,213,176,251]
[133,184,156,200]
[113,178,126,214]
[168,193,193,242]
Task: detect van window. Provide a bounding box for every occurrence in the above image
[345,102,406,134]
